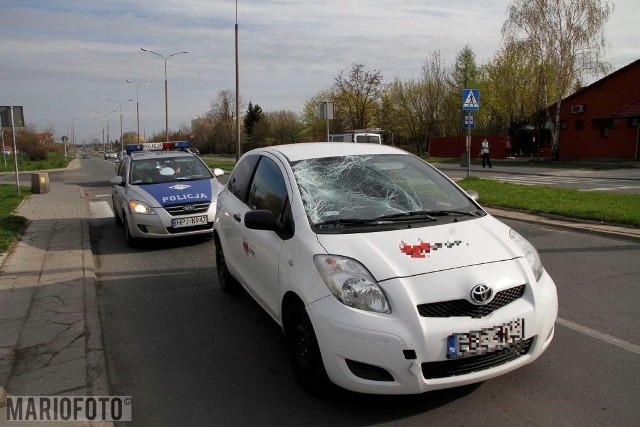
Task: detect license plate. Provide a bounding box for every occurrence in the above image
[172,215,208,228]
[447,319,525,359]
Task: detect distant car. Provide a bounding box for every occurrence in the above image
[104,150,118,160]
[2,148,12,156]
[213,142,558,395]
[81,153,90,159]
[186,148,200,155]
[110,142,225,247]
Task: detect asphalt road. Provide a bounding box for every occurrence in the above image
[63,157,640,426]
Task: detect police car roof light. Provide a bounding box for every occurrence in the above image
[125,144,144,154]
[162,141,189,150]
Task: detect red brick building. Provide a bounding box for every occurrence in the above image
[553,58,640,160]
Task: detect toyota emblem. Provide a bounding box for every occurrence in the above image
[470,284,493,305]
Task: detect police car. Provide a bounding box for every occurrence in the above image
[214,143,558,395]
[110,141,224,247]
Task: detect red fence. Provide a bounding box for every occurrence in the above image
[427,135,511,159]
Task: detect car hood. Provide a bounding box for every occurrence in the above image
[315,216,520,281]
[129,179,223,208]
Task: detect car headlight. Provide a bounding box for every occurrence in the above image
[128,200,155,215]
[313,255,390,313]
[509,229,544,281]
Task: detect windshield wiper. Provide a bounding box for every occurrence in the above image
[427,210,479,217]
[375,211,437,221]
[315,218,383,228]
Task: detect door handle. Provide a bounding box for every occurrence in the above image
[233,213,241,222]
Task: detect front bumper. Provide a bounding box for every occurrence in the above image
[306,261,558,395]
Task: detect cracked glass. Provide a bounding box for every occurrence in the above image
[291,154,474,226]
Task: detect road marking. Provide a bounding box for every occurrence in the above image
[95,194,111,198]
[556,317,640,356]
[89,201,115,219]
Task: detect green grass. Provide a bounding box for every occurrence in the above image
[0,152,72,172]
[0,185,30,254]
[425,156,638,170]
[201,157,237,172]
[458,177,640,227]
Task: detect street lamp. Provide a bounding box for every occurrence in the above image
[140,47,188,142]
[139,122,146,142]
[96,110,117,151]
[107,98,133,151]
[126,80,148,143]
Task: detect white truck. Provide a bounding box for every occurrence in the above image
[329,129,382,144]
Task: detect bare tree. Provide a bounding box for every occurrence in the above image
[502,0,613,160]
[208,90,240,155]
[334,63,383,130]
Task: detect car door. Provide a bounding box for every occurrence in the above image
[112,157,129,219]
[240,155,293,317]
[217,155,260,286]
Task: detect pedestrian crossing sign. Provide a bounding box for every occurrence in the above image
[462,89,479,111]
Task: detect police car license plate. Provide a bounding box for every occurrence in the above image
[172,215,208,228]
[447,319,525,359]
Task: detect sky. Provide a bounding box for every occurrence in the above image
[1,0,638,145]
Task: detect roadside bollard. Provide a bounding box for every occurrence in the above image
[31,172,50,194]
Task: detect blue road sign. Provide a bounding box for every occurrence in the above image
[463,113,475,129]
[462,89,480,111]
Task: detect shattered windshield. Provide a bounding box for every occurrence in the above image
[291,154,478,227]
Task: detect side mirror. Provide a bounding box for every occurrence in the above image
[212,167,225,177]
[244,210,278,231]
[110,176,124,186]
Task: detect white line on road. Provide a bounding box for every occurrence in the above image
[556,317,640,356]
[89,201,115,219]
[95,194,111,198]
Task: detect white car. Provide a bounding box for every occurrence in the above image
[213,143,558,395]
[111,144,224,247]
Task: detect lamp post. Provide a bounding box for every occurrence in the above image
[107,98,133,151]
[140,47,188,142]
[96,110,117,151]
[139,122,146,142]
[235,0,241,161]
[126,80,148,143]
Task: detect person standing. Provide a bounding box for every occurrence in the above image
[481,138,492,168]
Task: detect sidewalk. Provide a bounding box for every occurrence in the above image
[0,164,110,425]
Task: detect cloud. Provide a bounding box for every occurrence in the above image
[0,0,636,142]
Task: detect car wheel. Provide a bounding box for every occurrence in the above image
[284,302,331,395]
[123,214,139,248]
[214,236,239,292]
[113,199,122,226]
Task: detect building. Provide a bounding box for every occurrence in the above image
[553,58,640,160]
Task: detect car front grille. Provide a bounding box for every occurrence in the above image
[421,336,535,379]
[164,202,210,216]
[417,285,526,318]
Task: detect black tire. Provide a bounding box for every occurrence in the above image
[113,199,122,226]
[124,214,140,248]
[215,236,239,292]
[284,302,331,395]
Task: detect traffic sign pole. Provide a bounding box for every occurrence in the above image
[462,89,480,178]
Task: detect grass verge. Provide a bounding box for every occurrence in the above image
[0,185,30,254]
[0,152,71,172]
[457,177,640,227]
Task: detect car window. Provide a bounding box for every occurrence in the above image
[228,155,259,201]
[247,156,288,224]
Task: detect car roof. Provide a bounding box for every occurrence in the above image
[252,142,408,163]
